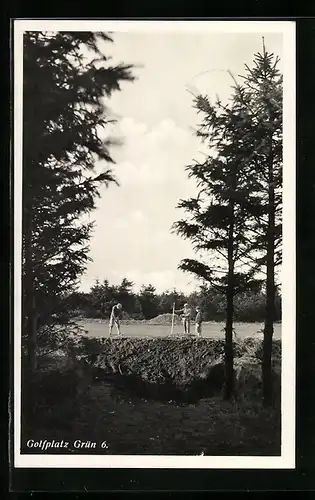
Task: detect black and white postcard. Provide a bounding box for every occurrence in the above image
[13,19,296,469]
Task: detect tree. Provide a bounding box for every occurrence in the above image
[116,278,137,315]
[233,289,266,322]
[23,31,135,371]
[173,43,282,403]
[173,83,263,400]
[196,284,226,321]
[89,279,116,318]
[139,284,159,319]
[238,41,282,406]
[158,289,187,316]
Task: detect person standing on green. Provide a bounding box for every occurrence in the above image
[195,306,203,337]
[109,302,123,336]
[174,303,192,334]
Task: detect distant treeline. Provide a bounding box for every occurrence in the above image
[68,278,281,323]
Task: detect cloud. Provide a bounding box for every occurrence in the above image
[80,117,200,293]
[119,117,148,137]
[130,209,148,223]
[79,31,283,294]
[125,270,177,291]
[80,268,199,294]
[113,117,200,187]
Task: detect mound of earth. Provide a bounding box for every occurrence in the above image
[77,336,281,401]
[147,313,181,325]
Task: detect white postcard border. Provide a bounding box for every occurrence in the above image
[13,19,296,469]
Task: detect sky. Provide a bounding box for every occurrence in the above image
[79,30,283,294]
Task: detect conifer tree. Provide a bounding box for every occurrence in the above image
[173,90,262,399]
[173,42,282,404]
[139,285,159,319]
[239,41,282,406]
[23,31,135,371]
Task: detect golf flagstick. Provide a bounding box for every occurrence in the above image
[171,302,175,335]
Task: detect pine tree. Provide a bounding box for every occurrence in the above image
[197,284,226,321]
[173,42,282,403]
[158,289,187,316]
[23,31,135,371]
[89,279,114,318]
[139,284,159,319]
[117,278,136,315]
[173,91,262,399]
[238,41,282,406]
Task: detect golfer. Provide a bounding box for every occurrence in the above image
[109,302,123,336]
[195,306,203,337]
[175,303,192,334]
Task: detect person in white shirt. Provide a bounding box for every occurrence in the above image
[109,303,123,336]
[195,307,203,336]
[175,303,192,334]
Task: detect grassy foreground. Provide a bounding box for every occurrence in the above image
[21,336,281,456]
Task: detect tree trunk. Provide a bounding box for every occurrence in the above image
[23,210,37,423]
[224,284,234,400]
[24,214,37,373]
[263,156,275,407]
[224,202,235,400]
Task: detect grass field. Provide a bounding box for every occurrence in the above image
[80,320,282,339]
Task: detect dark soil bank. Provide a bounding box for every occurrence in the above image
[78,336,281,402]
[22,337,281,456]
